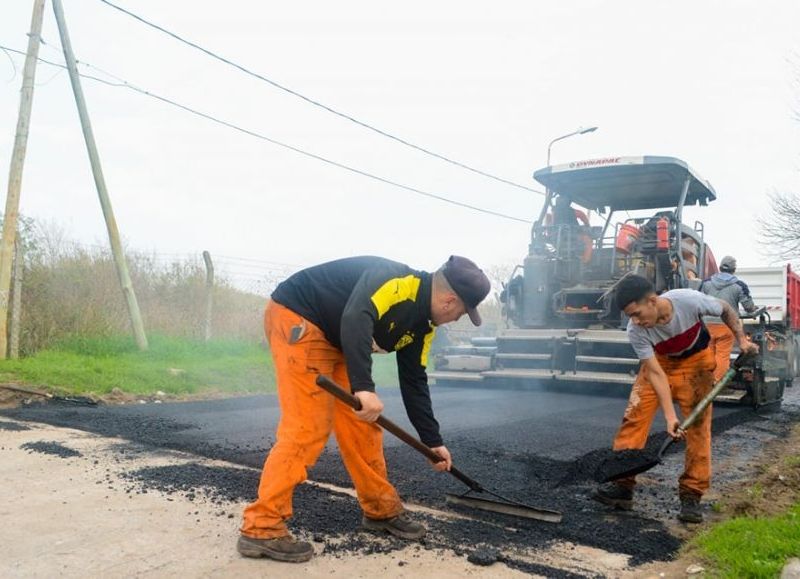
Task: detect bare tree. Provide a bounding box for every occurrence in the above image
[758,192,800,261]
[758,56,800,261]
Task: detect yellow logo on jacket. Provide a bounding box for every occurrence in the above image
[394,333,414,350]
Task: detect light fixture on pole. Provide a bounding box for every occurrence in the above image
[536,126,599,227]
[546,126,598,167]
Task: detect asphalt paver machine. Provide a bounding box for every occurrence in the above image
[431,156,723,394]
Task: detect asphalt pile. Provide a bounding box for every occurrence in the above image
[20,440,82,458]
[120,461,587,577]
[0,420,30,431]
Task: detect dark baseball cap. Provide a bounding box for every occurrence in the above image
[441,255,491,326]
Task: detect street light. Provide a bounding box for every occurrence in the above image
[537,126,599,227]
[546,126,598,166]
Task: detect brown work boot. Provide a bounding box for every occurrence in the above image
[361,511,427,540]
[236,534,314,562]
[592,482,634,510]
[678,494,703,524]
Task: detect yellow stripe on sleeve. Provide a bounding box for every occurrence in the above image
[370,275,421,319]
[420,326,435,368]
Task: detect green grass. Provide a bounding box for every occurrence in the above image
[0,335,400,396]
[371,352,400,388]
[694,503,800,578]
[748,482,765,501]
[0,335,273,396]
[784,455,800,468]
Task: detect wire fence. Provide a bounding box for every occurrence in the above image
[2,217,503,355]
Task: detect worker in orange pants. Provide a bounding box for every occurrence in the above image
[237,256,491,563]
[593,274,758,523]
[611,348,715,498]
[241,302,404,541]
[707,324,735,383]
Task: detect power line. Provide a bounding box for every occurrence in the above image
[0,44,532,224]
[95,0,545,197]
[1,46,17,82]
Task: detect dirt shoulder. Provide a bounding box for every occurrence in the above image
[630,407,800,578]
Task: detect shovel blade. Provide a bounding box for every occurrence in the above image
[445,493,562,524]
[598,452,661,483]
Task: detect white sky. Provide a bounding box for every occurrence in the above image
[2,0,799,287]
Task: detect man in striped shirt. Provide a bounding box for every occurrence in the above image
[593,274,758,523]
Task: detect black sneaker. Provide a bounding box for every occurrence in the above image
[592,482,634,510]
[236,535,314,562]
[678,494,703,523]
[361,512,427,540]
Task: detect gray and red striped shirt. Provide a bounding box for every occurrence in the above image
[627,289,724,360]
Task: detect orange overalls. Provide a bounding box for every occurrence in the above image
[241,301,404,539]
[707,323,735,383]
[612,347,715,498]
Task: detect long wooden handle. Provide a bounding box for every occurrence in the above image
[679,352,752,431]
[315,374,483,491]
[659,352,753,460]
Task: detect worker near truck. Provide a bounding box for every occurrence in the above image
[593,274,758,523]
[238,255,491,563]
[700,255,756,382]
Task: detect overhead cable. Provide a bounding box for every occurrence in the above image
[0,44,532,224]
[96,0,545,196]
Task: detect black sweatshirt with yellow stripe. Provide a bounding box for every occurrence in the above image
[271,256,442,446]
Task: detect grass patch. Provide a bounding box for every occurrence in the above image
[694,503,800,578]
[0,334,400,397]
[784,455,800,468]
[0,335,273,396]
[748,482,765,501]
[372,352,399,388]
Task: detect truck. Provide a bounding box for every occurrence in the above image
[717,266,800,406]
[429,156,788,407]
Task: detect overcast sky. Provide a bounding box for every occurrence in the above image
[2,0,799,289]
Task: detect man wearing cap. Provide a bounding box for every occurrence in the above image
[238,255,491,562]
[700,256,757,382]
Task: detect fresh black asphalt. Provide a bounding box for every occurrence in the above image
[1,383,767,574]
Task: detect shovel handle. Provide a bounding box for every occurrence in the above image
[678,352,753,433]
[657,352,754,460]
[315,374,483,492]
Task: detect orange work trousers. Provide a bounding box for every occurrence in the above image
[708,323,735,383]
[241,300,403,539]
[612,347,715,498]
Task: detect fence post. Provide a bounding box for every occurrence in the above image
[9,241,23,359]
[202,251,214,342]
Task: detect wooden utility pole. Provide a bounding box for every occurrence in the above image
[0,0,46,359]
[202,251,214,342]
[51,0,148,350]
[9,241,23,359]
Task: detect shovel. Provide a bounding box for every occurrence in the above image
[598,352,753,483]
[315,374,562,524]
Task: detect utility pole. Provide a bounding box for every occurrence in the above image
[9,241,24,359]
[0,0,46,359]
[51,0,148,350]
[202,251,214,342]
